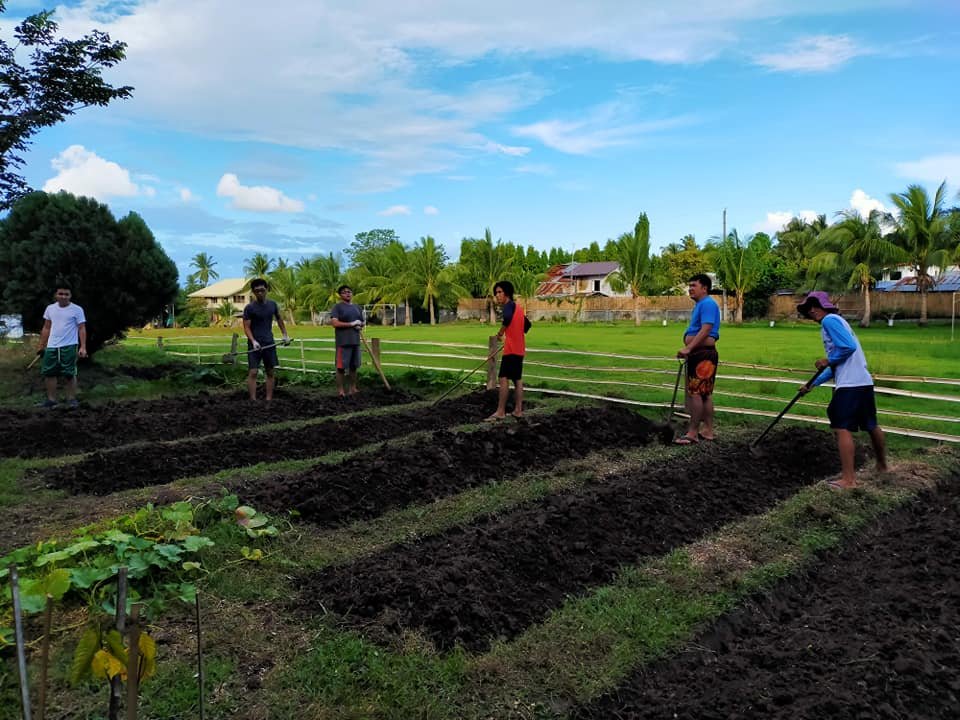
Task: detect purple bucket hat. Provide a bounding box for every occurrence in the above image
[797,291,839,319]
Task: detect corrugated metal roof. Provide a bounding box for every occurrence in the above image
[536,280,574,296]
[876,272,960,293]
[564,261,619,278]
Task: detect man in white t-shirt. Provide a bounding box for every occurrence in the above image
[37,285,87,408]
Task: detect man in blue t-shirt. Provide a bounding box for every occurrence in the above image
[242,278,290,401]
[675,273,720,445]
[797,291,887,490]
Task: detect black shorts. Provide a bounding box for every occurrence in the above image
[499,354,524,382]
[248,344,278,370]
[827,386,879,432]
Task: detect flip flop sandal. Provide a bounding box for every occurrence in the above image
[483,415,506,423]
[673,435,699,446]
[697,433,715,442]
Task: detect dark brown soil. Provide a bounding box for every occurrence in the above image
[41,391,508,494]
[0,386,413,458]
[238,404,668,528]
[574,471,960,720]
[296,427,841,652]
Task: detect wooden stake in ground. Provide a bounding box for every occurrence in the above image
[109,568,128,720]
[196,590,205,720]
[9,564,33,720]
[125,604,141,720]
[360,332,391,390]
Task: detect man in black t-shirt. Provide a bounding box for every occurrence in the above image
[242,278,290,401]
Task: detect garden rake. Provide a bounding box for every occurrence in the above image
[749,366,827,456]
[432,344,503,405]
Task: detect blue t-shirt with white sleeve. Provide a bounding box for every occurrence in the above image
[684,296,720,340]
[811,313,873,388]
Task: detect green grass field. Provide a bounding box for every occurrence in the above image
[123,319,960,442]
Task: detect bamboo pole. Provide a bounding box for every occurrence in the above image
[109,568,128,720]
[125,604,140,720]
[9,564,33,720]
[38,595,53,720]
[196,590,205,720]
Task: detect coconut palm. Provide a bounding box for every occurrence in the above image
[187,252,218,288]
[811,210,907,327]
[215,299,236,326]
[774,214,827,287]
[407,236,466,325]
[608,213,652,325]
[461,228,515,323]
[888,182,954,326]
[707,229,765,325]
[269,261,299,325]
[298,253,345,323]
[243,252,274,280]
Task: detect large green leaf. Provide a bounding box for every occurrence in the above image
[182,535,215,552]
[70,627,101,684]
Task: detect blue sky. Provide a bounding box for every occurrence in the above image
[6,0,960,281]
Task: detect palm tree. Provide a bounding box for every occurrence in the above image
[353,240,418,325]
[775,214,827,287]
[888,182,954,326]
[298,253,344,323]
[269,262,299,325]
[407,236,465,325]
[243,252,274,280]
[811,210,907,327]
[608,213,652,325]
[707,229,765,324]
[462,228,514,323]
[215,299,236,326]
[187,252,219,288]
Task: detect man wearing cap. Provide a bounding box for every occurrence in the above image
[797,291,887,489]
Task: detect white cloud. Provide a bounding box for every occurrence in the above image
[50,0,850,190]
[483,141,531,157]
[43,145,145,200]
[378,205,411,216]
[179,187,195,202]
[848,189,892,219]
[754,35,865,73]
[894,153,960,184]
[754,209,820,235]
[424,205,439,215]
[215,173,304,212]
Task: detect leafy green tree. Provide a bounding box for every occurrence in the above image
[187,252,218,288]
[215,299,237,326]
[0,2,133,209]
[608,213,652,325]
[660,235,709,291]
[243,252,274,280]
[346,228,399,265]
[0,191,177,352]
[888,182,955,326]
[547,247,572,266]
[811,210,907,327]
[573,240,604,263]
[706,229,766,324]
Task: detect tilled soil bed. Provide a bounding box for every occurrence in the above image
[0,386,411,458]
[41,391,506,495]
[238,404,669,528]
[298,427,840,652]
[574,472,960,720]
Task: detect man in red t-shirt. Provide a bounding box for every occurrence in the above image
[486,280,529,420]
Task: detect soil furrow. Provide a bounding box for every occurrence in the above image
[298,428,840,652]
[574,472,960,720]
[2,386,413,458]
[237,404,667,529]
[41,391,497,494]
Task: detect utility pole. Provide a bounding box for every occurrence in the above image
[721,208,727,322]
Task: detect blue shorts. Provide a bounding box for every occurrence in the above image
[827,386,879,432]
[336,345,361,371]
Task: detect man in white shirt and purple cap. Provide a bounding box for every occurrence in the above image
[797,291,887,489]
